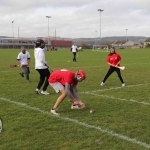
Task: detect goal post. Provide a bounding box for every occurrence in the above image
[93,45,109,51]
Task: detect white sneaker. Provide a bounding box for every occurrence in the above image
[100,82,105,86]
[35,89,40,94]
[41,91,49,95]
[51,109,59,115]
[122,83,125,87]
[71,105,81,109]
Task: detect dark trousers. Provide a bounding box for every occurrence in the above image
[36,68,50,91]
[102,66,124,83]
[22,66,30,80]
[73,52,76,61]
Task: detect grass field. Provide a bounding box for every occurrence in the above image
[0,48,150,150]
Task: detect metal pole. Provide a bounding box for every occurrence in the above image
[95,30,97,45]
[12,21,14,48]
[46,16,51,49]
[98,9,104,46]
[126,29,128,49]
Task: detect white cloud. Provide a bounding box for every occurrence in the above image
[0,0,149,38]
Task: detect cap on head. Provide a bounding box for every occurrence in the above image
[77,70,86,80]
[35,39,45,47]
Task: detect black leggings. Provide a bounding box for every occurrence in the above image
[102,66,124,83]
[36,68,50,91]
[73,52,76,61]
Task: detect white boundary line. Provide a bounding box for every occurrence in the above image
[84,92,150,106]
[0,97,150,149]
[81,83,150,93]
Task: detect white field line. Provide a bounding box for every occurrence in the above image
[81,83,150,93]
[84,92,150,106]
[0,97,150,149]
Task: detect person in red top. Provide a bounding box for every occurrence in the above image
[48,69,86,115]
[100,47,125,87]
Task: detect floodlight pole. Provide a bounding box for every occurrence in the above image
[126,29,128,49]
[46,16,51,48]
[98,9,104,46]
[12,21,14,48]
[95,30,97,45]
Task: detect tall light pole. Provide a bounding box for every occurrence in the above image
[95,30,97,45]
[12,21,14,48]
[98,9,104,45]
[46,16,51,48]
[126,29,128,49]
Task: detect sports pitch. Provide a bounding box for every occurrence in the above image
[0,48,150,150]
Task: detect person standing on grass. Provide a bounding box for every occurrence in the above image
[71,43,78,62]
[17,46,31,82]
[34,39,52,95]
[100,47,125,87]
[48,69,86,115]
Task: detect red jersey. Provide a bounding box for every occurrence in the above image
[48,69,77,85]
[106,53,121,66]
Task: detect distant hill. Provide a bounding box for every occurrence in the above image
[73,36,149,46]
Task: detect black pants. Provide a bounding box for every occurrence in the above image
[36,68,50,91]
[73,52,76,61]
[22,66,30,80]
[102,66,124,83]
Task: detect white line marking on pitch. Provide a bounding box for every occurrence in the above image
[0,97,150,149]
[84,92,150,106]
[81,83,150,93]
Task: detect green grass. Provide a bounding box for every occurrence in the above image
[0,48,150,150]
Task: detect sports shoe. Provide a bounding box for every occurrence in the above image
[51,108,59,115]
[41,91,49,95]
[35,89,40,94]
[19,72,24,77]
[26,80,31,83]
[122,83,125,87]
[100,82,105,86]
[71,105,81,109]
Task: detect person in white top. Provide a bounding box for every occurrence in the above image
[71,43,78,62]
[17,46,30,82]
[34,39,53,95]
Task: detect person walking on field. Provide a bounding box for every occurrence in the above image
[71,43,78,62]
[17,46,31,82]
[34,39,52,95]
[48,69,86,115]
[100,47,125,87]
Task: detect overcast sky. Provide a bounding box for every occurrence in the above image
[0,0,150,39]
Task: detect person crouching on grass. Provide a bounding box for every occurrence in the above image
[100,47,125,87]
[48,69,86,115]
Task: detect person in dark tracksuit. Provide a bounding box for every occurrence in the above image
[17,46,31,82]
[100,47,125,87]
[34,39,53,95]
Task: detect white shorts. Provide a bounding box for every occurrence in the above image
[49,82,64,93]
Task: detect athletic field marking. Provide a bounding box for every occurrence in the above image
[84,92,150,106]
[0,97,150,149]
[81,83,150,93]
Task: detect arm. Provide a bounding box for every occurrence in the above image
[71,85,80,101]
[65,83,75,100]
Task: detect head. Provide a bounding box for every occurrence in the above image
[75,70,86,82]
[109,47,116,55]
[21,46,26,54]
[35,39,45,48]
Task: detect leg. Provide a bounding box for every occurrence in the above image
[36,69,45,90]
[42,68,50,91]
[22,66,30,81]
[115,68,125,83]
[102,67,115,83]
[53,89,67,109]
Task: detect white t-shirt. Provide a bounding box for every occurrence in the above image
[34,47,48,69]
[17,51,30,65]
[71,45,77,52]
